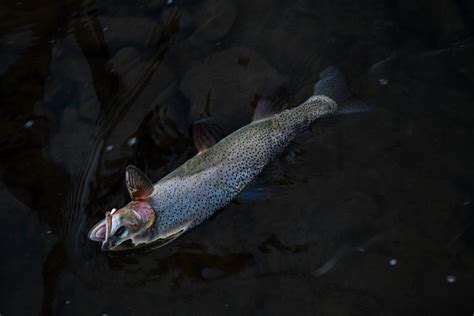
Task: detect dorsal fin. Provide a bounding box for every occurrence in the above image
[192,117,223,153]
[125,165,154,200]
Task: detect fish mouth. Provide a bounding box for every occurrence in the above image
[88,212,113,246]
[88,218,182,252]
[88,218,107,242]
[101,212,114,251]
[88,217,134,251]
[88,215,115,251]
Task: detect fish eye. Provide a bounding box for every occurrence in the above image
[115,226,127,237]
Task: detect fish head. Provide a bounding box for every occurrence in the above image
[88,201,156,251]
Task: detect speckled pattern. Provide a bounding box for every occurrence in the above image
[146,94,337,242]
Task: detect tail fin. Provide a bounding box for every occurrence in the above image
[313,66,369,114]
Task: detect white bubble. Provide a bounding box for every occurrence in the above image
[166,0,173,4]
[446,275,456,283]
[24,120,34,128]
[127,137,137,146]
[389,258,398,266]
[378,78,388,86]
[105,144,114,152]
[103,26,109,32]
[463,201,471,205]
[65,300,71,305]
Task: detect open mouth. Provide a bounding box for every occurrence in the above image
[88,217,134,251]
[88,211,112,242]
[88,218,108,242]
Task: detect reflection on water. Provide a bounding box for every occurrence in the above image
[1,0,474,315]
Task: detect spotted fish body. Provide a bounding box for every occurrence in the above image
[88,66,363,250]
[145,95,337,242]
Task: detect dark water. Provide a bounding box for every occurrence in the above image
[1,0,474,315]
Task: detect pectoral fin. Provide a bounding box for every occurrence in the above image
[125,165,154,200]
[192,117,223,153]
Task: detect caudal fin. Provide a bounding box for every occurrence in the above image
[313,66,369,114]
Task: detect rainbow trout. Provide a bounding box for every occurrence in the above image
[88,66,365,251]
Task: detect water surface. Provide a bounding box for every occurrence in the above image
[1,0,474,315]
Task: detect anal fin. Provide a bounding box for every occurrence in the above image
[252,98,277,121]
[252,86,289,122]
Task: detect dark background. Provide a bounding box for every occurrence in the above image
[1,0,474,315]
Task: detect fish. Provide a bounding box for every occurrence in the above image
[88,66,367,251]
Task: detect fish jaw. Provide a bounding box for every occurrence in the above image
[88,201,157,251]
[101,211,113,250]
[88,218,107,242]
